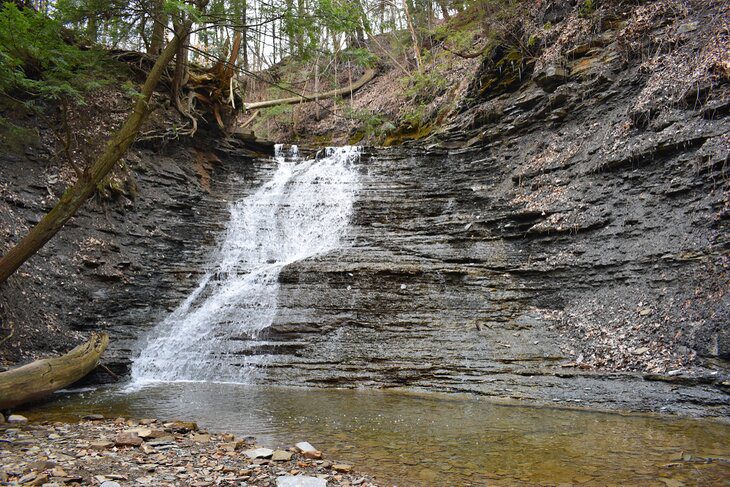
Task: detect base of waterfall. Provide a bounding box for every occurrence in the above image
[0,415,376,487]
[13,382,730,486]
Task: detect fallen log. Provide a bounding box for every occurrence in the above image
[0,333,108,409]
[244,68,377,111]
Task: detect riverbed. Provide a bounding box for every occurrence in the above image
[22,383,730,486]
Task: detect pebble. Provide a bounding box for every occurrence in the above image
[0,418,376,486]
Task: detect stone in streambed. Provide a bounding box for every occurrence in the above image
[272,450,293,461]
[115,431,142,447]
[165,421,198,433]
[7,414,28,424]
[243,447,274,459]
[90,440,115,450]
[276,476,327,487]
[295,441,322,459]
[332,464,353,472]
[100,482,122,487]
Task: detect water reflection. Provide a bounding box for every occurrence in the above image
[24,383,730,486]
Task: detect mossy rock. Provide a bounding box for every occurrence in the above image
[383,123,434,147]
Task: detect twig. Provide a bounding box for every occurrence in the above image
[0,322,15,347]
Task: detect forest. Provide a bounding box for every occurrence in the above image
[0,0,729,486]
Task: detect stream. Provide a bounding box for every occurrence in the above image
[23,383,730,486]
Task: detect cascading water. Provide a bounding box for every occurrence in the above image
[130,145,360,385]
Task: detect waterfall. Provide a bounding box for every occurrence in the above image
[130,146,360,385]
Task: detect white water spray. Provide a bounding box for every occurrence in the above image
[130,146,360,385]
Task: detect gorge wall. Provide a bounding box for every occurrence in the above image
[0,0,727,418]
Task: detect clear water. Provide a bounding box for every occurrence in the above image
[24,383,730,486]
[130,146,360,384]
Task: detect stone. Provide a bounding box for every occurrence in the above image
[0,412,4,423]
[191,433,211,443]
[82,414,104,420]
[127,427,153,437]
[534,65,568,92]
[18,472,36,484]
[634,347,650,355]
[243,448,274,459]
[295,442,317,453]
[165,421,198,433]
[115,432,143,447]
[90,440,114,450]
[677,21,699,35]
[99,482,122,487]
[7,414,28,424]
[332,464,353,473]
[272,450,293,461]
[276,476,327,487]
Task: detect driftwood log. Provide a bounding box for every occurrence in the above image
[0,333,108,409]
[243,68,377,110]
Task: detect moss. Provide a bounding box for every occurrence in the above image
[0,116,39,154]
[96,161,138,201]
[383,123,433,147]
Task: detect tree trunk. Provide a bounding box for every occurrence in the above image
[244,68,376,110]
[148,0,166,56]
[402,0,422,73]
[438,0,450,20]
[0,333,108,409]
[0,22,193,285]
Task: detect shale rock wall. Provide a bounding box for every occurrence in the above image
[0,140,265,376]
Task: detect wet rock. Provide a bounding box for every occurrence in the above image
[165,421,198,433]
[276,476,327,487]
[82,414,104,420]
[7,414,28,424]
[333,464,354,472]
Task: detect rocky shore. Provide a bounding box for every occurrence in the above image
[0,414,378,487]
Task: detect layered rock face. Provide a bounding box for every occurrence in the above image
[1,0,727,417]
[0,140,268,376]
[254,4,729,415]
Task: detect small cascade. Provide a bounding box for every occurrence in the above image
[130,145,360,385]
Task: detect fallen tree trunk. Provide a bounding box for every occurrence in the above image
[0,333,109,409]
[244,68,377,111]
